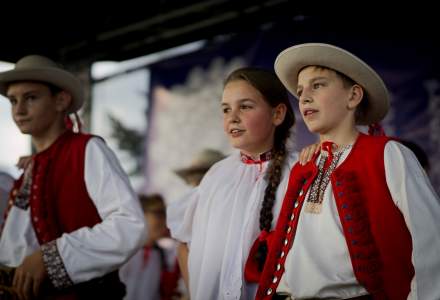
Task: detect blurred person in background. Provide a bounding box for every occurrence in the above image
[120,193,181,300]
[0,170,14,231]
[173,148,226,293]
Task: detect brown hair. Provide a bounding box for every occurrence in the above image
[224,67,295,269]
[6,80,63,96]
[139,193,166,214]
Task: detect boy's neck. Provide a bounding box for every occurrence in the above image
[32,126,68,153]
[319,126,360,147]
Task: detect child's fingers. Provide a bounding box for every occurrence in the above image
[16,156,32,170]
[299,145,311,165]
[299,148,306,165]
[314,142,321,153]
[304,145,315,163]
[299,143,321,165]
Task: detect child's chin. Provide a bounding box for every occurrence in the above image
[305,124,320,133]
[230,141,243,150]
[17,128,30,134]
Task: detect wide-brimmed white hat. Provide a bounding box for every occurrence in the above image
[0,55,84,113]
[274,43,389,125]
[174,149,225,179]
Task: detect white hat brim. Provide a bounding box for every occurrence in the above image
[0,67,83,113]
[274,43,389,125]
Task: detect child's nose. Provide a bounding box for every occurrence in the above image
[229,110,240,123]
[299,93,312,104]
[15,101,27,114]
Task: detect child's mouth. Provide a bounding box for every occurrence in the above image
[303,109,318,116]
[230,128,245,137]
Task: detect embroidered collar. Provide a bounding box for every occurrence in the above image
[305,142,352,214]
[240,150,272,164]
[320,141,352,161]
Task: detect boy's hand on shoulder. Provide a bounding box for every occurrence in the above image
[12,249,47,300]
[299,142,320,165]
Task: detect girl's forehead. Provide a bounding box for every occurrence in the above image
[222,80,263,103]
[224,79,254,91]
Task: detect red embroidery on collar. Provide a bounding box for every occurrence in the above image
[240,150,272,164]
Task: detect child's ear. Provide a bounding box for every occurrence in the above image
[272,103,287,126]
[347,84,363,110]
[55,91,73,112]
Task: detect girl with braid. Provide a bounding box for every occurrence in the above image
[167,67,313,300]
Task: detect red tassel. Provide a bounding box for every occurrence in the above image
[245,230,275,283]
[64,114,83,132]
[258,230,269,241]
[64,115,74,130]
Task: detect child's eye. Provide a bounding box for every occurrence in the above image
[313,83,323,89]
[222,107,230,114]
[26,95,37,101]
[297,89,302,97]
[240,104,252,110]
[9,99,17,105]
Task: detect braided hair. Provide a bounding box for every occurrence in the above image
[224,67,295,270]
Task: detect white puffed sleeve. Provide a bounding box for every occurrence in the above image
[46,137,146,287]
[167,187,199,244]
[384,141,440,300]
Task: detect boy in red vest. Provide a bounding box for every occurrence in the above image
[0,55,146,299]
[254,44,440,299]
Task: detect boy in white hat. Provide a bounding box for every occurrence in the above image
[255,44,440,300]
[0,55,146,299]
[174,149,226,187]
[172,148,226,292]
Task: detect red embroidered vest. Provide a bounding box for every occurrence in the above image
[29,130,101,243]
[13,130,124,299]
[255,134,414,300]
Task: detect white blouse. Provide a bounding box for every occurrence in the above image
[167,150,299,300]
[0,137,146,284]
[277,141,440,300]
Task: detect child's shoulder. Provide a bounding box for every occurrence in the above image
[356,133,394,152]
[202,152,235,177]
[359,132,393,143]
[64,131,98,146]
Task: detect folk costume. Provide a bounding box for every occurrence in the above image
[167,150,299,300]
[0,131,146,298]
[252,43,440,300]
[255,135,440,299]
[0,55,146,299]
